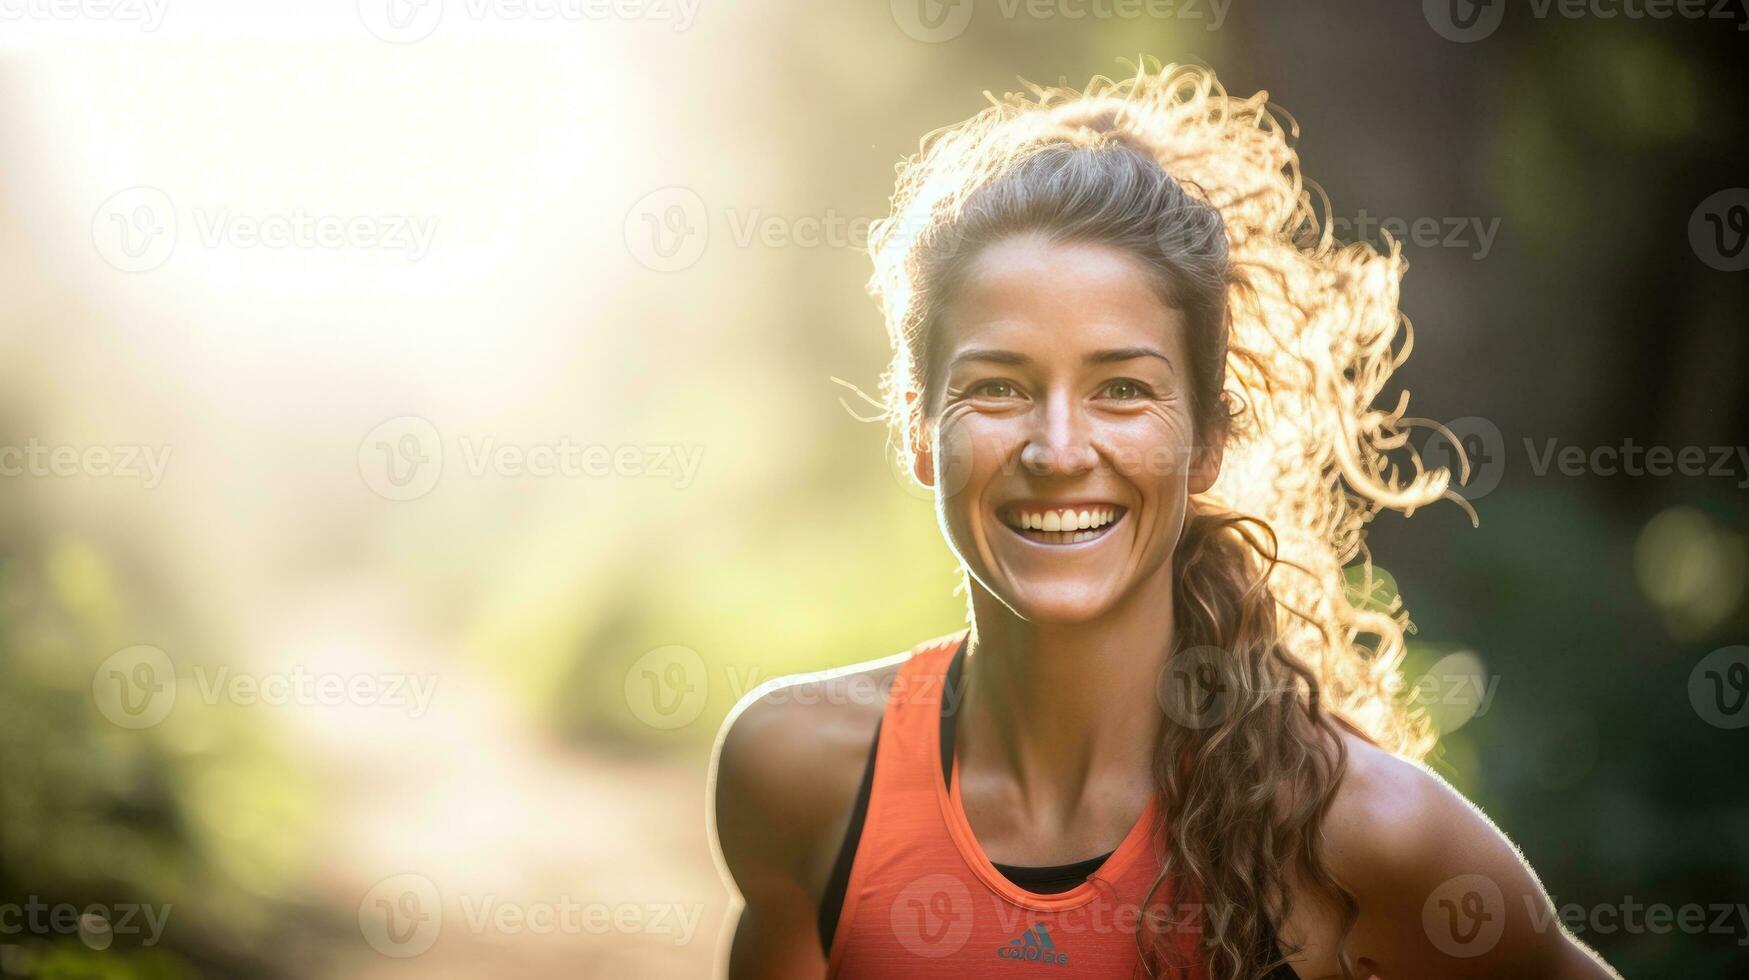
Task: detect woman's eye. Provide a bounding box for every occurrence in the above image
[1102,379,1152,400]
[971,379,1017,398]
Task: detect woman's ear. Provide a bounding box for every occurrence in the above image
[905,389,936,488]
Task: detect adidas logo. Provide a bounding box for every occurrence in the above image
[995,922,1069,965]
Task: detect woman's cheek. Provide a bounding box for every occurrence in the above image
[1106,412,1198,485]
[930,406,985,502]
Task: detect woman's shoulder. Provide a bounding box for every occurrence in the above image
[1321,730,1498,885]
[713,652,908,799]
[709,652,911,897]
[1308,730,1615,976]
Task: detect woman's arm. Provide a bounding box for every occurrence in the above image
[1320,737,1621,979]
[709,661,897,980]
[712,694,832,979]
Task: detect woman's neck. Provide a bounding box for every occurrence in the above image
[957,557,1176,827]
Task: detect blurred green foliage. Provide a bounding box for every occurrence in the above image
[1,536,326,978]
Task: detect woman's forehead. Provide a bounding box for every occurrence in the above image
[942,238,1178,330]
[938,270,1187,367]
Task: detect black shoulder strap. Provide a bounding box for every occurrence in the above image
[815,715,880,954]
[940,635,969,786]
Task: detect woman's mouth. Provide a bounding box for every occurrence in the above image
[998,504,1127,546]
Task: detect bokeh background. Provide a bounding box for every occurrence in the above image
[2,1,1746,977]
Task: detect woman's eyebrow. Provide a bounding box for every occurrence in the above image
[1084,346,1173,368]
[948,347,1029,369]
[948,346,1174,369]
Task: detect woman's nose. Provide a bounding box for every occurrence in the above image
[1019,397,1098,476]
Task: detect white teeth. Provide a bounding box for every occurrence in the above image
[1005,506,1123,538]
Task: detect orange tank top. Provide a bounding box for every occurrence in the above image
[826,631,1208,979]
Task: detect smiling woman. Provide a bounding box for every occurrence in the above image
[710,64,1621,980]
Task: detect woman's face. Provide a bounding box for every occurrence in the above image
[911,234,1222,624]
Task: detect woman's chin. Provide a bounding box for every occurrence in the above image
[995,587,1120,625]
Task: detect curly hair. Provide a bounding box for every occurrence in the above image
[862,61,1462,979]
